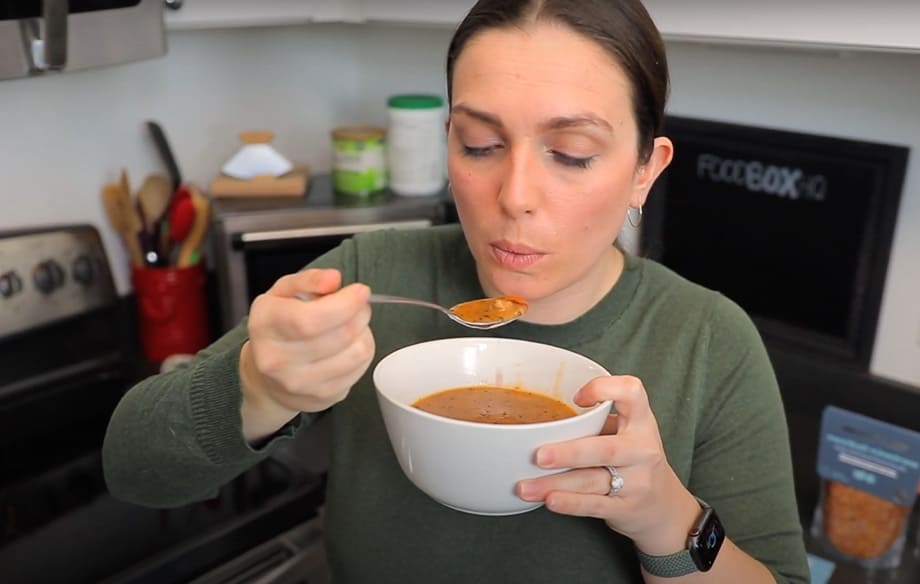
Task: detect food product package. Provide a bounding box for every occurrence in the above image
[811,406,920,570]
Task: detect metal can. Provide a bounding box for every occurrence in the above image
[330,126,387,196]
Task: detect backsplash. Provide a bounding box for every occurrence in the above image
[0,22,917,388]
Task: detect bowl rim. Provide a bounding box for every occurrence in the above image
[373,336,614,431]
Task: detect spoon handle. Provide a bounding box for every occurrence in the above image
[368,293,451,315]
[295,292,449,315]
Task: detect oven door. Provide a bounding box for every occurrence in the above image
[0,0,166,81]
[216,219,433,332]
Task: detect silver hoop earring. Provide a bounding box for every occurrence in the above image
[627,206,643,228]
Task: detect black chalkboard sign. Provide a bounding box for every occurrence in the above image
[642,116,908,367]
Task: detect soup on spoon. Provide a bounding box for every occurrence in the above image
[448,295,528,326]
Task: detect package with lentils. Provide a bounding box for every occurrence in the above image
[811,406,920,569]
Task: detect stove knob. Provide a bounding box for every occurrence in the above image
[72,254,95,286]
[33,260,65,294]
[0,271,22,298]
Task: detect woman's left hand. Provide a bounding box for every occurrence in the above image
[516,375,701,555]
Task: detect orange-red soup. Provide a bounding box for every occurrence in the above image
[449,296,527,324]
[412,385,576,424]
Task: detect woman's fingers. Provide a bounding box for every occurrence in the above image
[250,319,375,382]
[573,375,651,426]
[534,376,658,471]
[535,432,649,470]
[270,268,342,298]
[242,268,377,418]
[254,281,371,342]
[517,466,615,501]
[277,330,376,410]
[277,300,373,363]
[543,490,621,521]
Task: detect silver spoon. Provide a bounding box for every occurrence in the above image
[295,292,527,330]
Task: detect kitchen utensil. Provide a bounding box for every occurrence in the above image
[101,180,144,267]
[176,187,211,268]
[168,187,195,242]
[137,174,172,231]
[146,120,183,193]
[119,167,131,204]
[295,293,527,330]
[163,188,195,265]
[136,173,172,265]
[146,120,188,260]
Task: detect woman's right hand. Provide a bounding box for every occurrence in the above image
[238,268,375,442]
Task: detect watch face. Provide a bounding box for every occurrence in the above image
[689,510,725,571]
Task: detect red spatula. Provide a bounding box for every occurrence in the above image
[165,186,195,265]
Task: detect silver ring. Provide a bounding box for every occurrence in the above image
[605,465,625,496]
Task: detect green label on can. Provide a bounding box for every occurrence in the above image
[332,137,387,196]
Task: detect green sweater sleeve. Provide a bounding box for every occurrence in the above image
[102,322,308,507]
[103,242,356,508]
[689,297,809,584]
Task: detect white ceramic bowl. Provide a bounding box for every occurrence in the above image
[373,337,613,516]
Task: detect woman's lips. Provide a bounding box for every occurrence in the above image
[490,241,545,269]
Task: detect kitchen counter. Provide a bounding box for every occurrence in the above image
[210,174,452,229]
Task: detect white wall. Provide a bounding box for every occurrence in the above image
[1,23,918,388]
[0,24,366,291]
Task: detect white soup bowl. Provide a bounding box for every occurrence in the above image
[373,337,613,516]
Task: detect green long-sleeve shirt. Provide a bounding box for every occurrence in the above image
[103,224,809,583]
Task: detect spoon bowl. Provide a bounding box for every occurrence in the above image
[373,293,527,330]
[295,292,527,330]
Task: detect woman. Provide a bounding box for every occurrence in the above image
[104,1,810,582]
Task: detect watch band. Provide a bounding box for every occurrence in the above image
[636,548,700,578]
[636,497,723,578]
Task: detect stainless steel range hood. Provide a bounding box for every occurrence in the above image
[0,0,166,81]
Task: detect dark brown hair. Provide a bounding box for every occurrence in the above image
[446,0,669,162]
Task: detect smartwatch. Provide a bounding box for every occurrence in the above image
[636,497,725,577]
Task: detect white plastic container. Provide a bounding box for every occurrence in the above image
[386,94,446,197]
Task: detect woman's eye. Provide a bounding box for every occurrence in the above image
[462,145,500,158]
[551,151,595,169]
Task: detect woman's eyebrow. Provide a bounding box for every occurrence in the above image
[541,114,613,133]
[451,104,503,128]
[451,104,612,133]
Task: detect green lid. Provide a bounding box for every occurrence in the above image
[388,94,445,110]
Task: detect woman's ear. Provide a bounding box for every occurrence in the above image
[631,136,674,207]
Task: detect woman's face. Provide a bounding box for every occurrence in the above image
[447,23,672,323]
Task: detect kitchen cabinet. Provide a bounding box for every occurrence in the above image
[354,0,471,27]
[163,0,468,29]
[643,0,920,54]
[165,0,920,54]
[164,0,323,30]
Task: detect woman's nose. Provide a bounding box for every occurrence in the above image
[498,147,542,217]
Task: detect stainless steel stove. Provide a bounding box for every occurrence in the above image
[0,225,329,584]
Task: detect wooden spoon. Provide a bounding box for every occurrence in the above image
[137,174,172,233]
[136,173,173,265]
[101,181,144,267]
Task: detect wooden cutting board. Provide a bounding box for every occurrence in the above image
[210,164,310,198]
